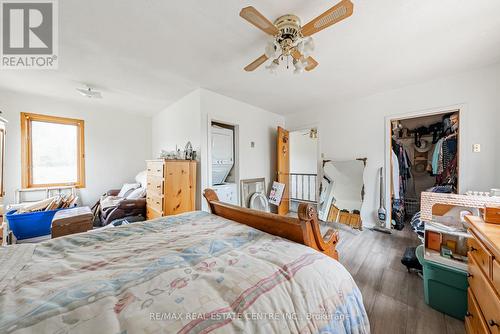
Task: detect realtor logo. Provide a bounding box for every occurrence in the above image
[1,0,58,69]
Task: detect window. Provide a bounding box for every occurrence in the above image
[21,113,85,188]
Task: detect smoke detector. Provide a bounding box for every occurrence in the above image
[77,86,102,99]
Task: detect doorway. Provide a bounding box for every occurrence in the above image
[276,126,319,216]
[209,121,239,205]
[388,109,460,230]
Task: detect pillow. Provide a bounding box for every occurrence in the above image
[135,170,147,188]
[117,183,141,198]
[126,187,146,200]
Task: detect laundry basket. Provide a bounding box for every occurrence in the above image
[404,197,420,220]
[6,208,69,240]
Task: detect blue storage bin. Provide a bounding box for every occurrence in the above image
[6,208,70,240]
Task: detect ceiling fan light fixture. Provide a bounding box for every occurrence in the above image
[264,40,282,59]
[293,58,306,74]
[293,67,304,75]
[240,1,354,73]
[296,41,305,54]
[302,37,315,57]
[266,59,279,74]
[76,86,103,99]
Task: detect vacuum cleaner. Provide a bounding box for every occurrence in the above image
[371,167,392,234]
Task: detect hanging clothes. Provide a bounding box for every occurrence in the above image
[431,138,444,175]
[431,134,458,189]
[392,150,400,200]
[392,140,411,199]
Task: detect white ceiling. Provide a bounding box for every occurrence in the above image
[1,0,500,116]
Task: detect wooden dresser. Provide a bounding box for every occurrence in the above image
[465,215,500,334]
[145,160,197,219]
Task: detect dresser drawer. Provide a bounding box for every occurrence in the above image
[468,233,493,278]
[146,193,163,213]
[147,161,164,178]
[465,317,473,334]
[466,288,489,334]
[493,260,500,296]
[146,206,162,220]
[469,256,500,334]
[146,176,163,195]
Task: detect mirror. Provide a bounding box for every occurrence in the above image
[318,159,366,230]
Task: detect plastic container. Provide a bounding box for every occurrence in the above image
[415,245,468,319]
[6,208,69,240]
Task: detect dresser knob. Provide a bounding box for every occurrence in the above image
[465,312,472,318]
[467,273,473,278]
[489,320,500,327]
[470,246,477,252]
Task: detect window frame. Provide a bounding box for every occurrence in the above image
[21,112,86,189]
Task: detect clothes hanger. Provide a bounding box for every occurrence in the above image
[444,132,458,141]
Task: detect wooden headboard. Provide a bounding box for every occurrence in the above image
[203,189,339,260]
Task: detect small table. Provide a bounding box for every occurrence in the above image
[51,206,93,238]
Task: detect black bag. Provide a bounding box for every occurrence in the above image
[401,247,422,273]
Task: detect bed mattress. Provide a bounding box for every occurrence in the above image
[0,211,369,334]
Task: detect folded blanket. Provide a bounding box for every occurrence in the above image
[100,195,124,210]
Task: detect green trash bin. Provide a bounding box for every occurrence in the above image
[415,245,468,319]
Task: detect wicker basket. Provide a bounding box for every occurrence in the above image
[404,197,421,219]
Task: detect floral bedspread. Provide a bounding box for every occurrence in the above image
[0,211,369,334]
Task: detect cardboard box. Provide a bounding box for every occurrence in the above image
[426,230,442,252]
[484,205,500,224]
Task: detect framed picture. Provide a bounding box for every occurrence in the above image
[269,182,285,206]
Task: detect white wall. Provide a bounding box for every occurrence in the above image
[151,90,201,158]
[286,63,500,227]
[1,89,152,206]
[289,130,318,174]
[151,89,285,210]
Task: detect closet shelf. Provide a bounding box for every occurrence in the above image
[396,134,435,140]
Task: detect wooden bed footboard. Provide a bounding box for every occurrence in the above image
[203,189,339,260]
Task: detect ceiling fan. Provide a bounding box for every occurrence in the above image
[240,0,354,74]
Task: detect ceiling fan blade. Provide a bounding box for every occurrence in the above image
[240,6,279,36]
[244,54,269,72]
[301,0,354,37]
[290,49,302,60]
[305,57,319,71]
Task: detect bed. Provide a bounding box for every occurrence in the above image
[0,190,369,334]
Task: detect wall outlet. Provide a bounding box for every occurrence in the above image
[473,144,481,153]
[250,141,255,148]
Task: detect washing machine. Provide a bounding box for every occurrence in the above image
[212,183,238,205]
[211,125,234,185]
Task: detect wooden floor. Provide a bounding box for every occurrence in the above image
[331,223,465,334]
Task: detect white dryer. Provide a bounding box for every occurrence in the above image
[211,125,234,185]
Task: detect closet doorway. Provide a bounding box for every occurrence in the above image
[388,109,460,230]
[208,121,240,206]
